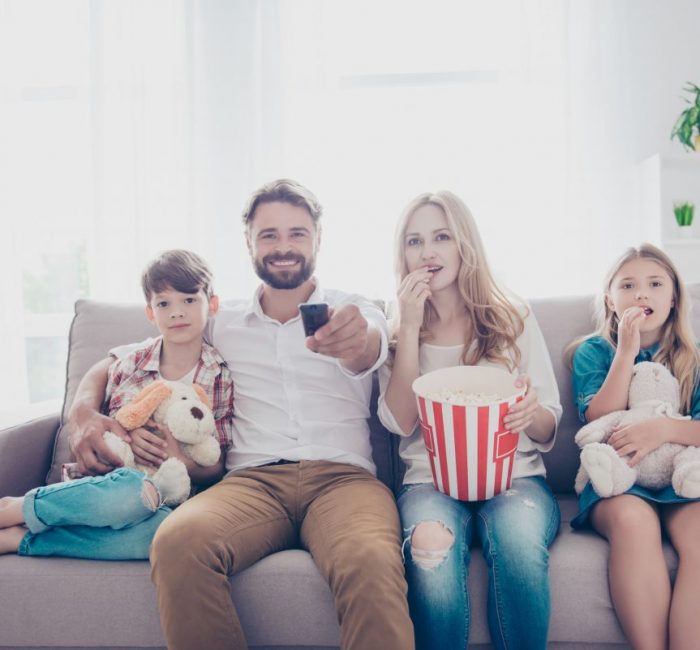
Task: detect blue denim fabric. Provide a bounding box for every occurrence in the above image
[398,476,560,650]
[19,467,171,560]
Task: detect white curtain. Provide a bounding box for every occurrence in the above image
[2,0,700,413]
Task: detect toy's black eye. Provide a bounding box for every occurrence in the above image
[181,397,187,400]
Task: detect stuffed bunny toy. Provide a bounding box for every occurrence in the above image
[574,361,700,499]
[103,380,220,506]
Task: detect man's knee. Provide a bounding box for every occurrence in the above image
[151,511,213,569]
[409,520,454,570]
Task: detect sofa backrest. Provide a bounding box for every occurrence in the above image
[50,287,700,492]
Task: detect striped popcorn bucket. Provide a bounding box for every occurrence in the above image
[412,366,525,501]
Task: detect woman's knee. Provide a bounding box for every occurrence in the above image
[409,521,455,570]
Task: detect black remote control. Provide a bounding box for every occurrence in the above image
[299,302,330,336]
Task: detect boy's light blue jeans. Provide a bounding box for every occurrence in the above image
[398,476,560,650]
[19,467,171,560]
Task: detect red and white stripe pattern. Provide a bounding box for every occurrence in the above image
[417,395,522,501]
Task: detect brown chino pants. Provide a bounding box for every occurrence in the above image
[150,460,414,650]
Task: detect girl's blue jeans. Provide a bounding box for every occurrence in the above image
[19,467,171,560]
[398,476,560,650]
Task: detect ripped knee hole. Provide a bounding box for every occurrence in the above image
[141,481,161,511]
[410,521,454,570]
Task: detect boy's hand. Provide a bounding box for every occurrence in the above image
[129,428,163,469]
[130,420,173,468]
[69,410,130,476]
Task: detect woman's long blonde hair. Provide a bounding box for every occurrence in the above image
[390,191,525,371]
[566,243,699,413]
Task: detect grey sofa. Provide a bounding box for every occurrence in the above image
[2,287,699,650]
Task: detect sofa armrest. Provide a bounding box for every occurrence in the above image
[0,414,59,496]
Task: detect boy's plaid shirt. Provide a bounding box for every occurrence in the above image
[104,337,234,449]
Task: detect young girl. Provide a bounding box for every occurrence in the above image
[0,250,233,559]
[378,191,562,650]
[569,243,700,650]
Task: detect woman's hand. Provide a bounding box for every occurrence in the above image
[503,375,539,434]
[397,269,432,329]
[608,417,669,467]
[616,306,645,359]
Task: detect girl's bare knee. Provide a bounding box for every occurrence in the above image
[596,498,661,542]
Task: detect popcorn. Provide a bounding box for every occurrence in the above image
[426,389,501,405]
[413,365,524,501]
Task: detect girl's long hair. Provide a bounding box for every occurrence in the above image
[390,191,525,371]
[566,243,699,413]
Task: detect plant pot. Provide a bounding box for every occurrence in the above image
[678,225,695,239]
[695,134,700,153]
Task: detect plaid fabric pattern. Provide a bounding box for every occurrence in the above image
[105,337,234,449]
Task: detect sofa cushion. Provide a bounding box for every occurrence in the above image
[47,300,158,483]
[0,496,680,649]
[530,295,596,493]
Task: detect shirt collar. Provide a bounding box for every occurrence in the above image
[244,278,325,323]
[199,340,226,374]
[637,342,660,362]
[139,336,224,377]
[139,337,164,374]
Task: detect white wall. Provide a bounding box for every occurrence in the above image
[567,0,700,292]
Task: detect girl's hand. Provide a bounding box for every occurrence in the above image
[397,269,432,329]
[504,375,539,434]
[616,306,645,359]
[608,418,669,467]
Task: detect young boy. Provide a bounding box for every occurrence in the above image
[0,249,234,559]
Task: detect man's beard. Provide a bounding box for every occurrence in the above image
[254,252,315,289]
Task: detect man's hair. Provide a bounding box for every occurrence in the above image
[141,249,214,301]
[241,178,323,230]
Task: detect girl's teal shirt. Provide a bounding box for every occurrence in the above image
[572,336,700,422]
[570,336,700,529]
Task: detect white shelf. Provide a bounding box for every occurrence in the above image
[640,154,700,284]
[665,238,700,246]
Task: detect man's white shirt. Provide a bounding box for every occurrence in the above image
[212,283,388,475]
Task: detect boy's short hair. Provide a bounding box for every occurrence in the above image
[241,178,322,230]
[141,249,214,301]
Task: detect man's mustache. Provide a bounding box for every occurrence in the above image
[263,253,306,265]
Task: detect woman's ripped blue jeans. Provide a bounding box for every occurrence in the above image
[398,476,560,650]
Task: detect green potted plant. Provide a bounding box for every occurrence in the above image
[671,82,700,152]
[673,201,695,238]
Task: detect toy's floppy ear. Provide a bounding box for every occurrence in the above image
[192,383,211,410]
[115,380,172,430]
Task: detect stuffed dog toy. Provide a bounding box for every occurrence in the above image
[574,361,700,499]
[104,380,220,506]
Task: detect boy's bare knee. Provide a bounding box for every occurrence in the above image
[141,481,160,511]
[410,521,454,570]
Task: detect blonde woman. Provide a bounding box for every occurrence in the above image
[378,191,562,650]
[569,244,700,650]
